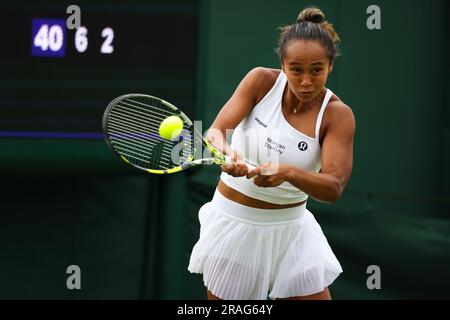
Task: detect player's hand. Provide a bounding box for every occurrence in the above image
[246,163,292,187]
[221,152,249,177]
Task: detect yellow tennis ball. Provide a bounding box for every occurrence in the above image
[159,115,183,140]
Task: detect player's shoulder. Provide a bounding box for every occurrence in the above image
[325,93,355,126]
[246,67,280,83]
[244,67,281,103]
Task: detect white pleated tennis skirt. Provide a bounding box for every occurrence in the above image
[188,189,343,300]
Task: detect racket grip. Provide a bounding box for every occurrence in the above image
[224,155,257,172]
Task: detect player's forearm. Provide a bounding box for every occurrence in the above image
[285,167,344,204]
[205,127,234,156]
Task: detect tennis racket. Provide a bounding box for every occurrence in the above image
[102,93,257,174]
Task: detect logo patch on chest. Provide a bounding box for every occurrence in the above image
[298,141,308,151]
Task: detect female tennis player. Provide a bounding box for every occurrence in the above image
[188,7,355,300]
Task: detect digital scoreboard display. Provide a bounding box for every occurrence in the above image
[31,18,67,58]
[0,1,198,139]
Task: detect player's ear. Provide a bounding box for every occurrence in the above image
[328,61,333,74]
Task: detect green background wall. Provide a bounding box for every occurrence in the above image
[0,0,449,299]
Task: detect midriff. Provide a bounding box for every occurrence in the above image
[218,179,306,209]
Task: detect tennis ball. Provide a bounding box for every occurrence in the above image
[159,115,183,140]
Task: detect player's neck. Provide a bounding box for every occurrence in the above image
[284,87,325,114]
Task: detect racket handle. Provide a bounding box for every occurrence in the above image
[224,155,257,172]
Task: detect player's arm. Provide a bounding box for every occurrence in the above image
[248,102,356,203]
[206,68,274,176]
[205,67,271,156]
[291,103,355,203]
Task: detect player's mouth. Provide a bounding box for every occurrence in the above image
[298,91,314,97]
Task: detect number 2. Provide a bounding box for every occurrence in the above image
[101,27,114,54]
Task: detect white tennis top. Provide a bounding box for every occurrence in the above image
[220,71,333,204]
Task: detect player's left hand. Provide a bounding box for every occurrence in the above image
[246,163,292,187]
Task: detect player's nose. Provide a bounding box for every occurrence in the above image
[300,76,312,87]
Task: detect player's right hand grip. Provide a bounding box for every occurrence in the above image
[224,155,257,172]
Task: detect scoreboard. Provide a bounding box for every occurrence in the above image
[0,1,198,140]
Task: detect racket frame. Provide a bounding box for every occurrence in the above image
[103,93,235,174]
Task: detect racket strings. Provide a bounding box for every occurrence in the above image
[119,101,175,129]
[110,106,165,135]
[106,97,194,170]
[113,98,192,142]
[123,98,173,117]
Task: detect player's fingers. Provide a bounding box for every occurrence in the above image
[252,175,266,187]
[246,166,261,179]
[221,163,247,177]
[258,163,279,176]
[221,164,235,172]
[237,163,249,176]
[233,163,248,176]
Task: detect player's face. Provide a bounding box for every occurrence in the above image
[282,40,332,102]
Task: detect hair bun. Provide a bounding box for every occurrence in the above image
[297,7,325,23]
